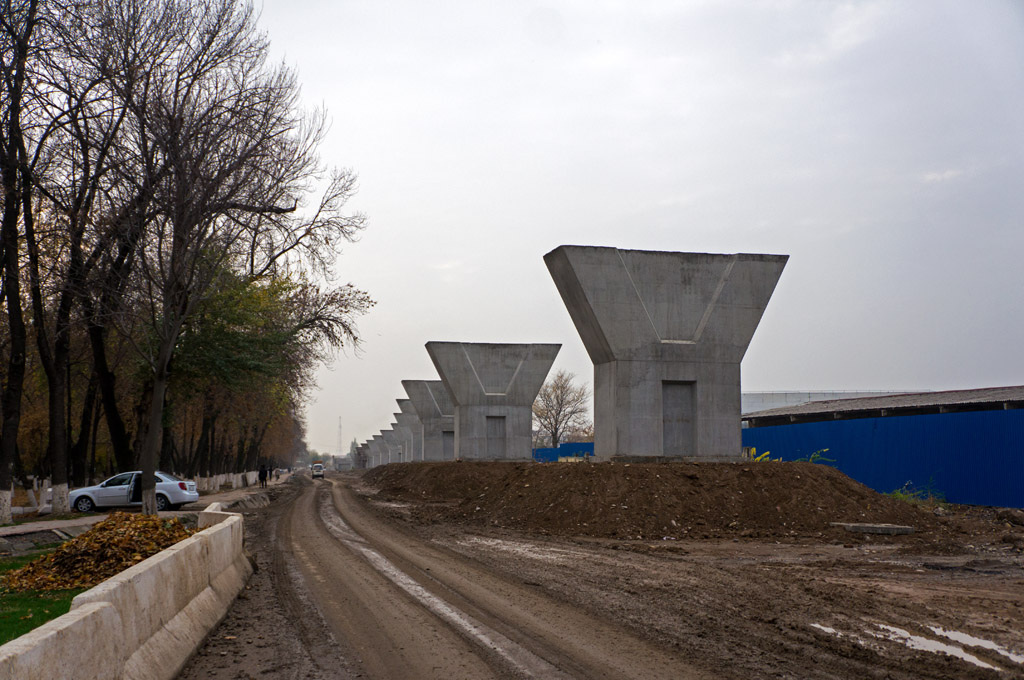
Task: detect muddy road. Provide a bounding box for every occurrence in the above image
[180,475,712,679]
[180,472,1024,679]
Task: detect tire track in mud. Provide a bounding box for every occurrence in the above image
[269,483,360,678]
[286,481,508,679]
[178,478,357,680]
[316,488,571,678]
[323,478,716,680]
[182,476,715,679]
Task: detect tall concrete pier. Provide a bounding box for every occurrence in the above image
[545,245,787,460]
[396,399,423,461]
[392,413,417,462]
[402,380,456,461]
[382,428,403,463]
[426,342,560,460]
[370,435,386,467]
[354,443,369,469]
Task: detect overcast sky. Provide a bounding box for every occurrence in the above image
[256,0,1024,455]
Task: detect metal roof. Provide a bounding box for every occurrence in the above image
[743,385,1024,427]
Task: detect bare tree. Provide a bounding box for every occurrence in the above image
[17,0,132,512]
[95,0,365,513]
[0,0,42,523]
[1,0,367,517]
[532,370,591,448]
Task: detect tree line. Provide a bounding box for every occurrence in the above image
[1,0,371,517]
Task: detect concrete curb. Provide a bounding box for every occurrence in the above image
[0,503,252,680]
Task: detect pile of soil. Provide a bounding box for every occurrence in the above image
[2,511,195,591]
[363,460,945,541]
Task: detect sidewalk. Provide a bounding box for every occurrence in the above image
[0,472,294,547]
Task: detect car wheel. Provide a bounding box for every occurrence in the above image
[156,494,170,511]
[74,496,95,513]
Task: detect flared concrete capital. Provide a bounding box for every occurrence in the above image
[395,412,420,430]
[402,380,455,419]
[425,342,561,407]
[397,398,417,416]
[544,245,787,363]
[393,415,414,438]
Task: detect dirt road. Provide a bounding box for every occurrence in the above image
[179,475,713,679]
[180,472,1024,679]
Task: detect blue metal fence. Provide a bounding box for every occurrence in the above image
[742,409,1024,508]
[532,441,595,462]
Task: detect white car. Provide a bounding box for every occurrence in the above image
[311,463,325,479]
[70,471,199,512]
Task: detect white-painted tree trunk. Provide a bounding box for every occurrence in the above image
[142,487,158,515]
[51,482,69,514]
[0,489,11,525]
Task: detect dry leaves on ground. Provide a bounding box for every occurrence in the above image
[2,511,195,592]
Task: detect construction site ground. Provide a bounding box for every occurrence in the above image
[178,462,1024,679]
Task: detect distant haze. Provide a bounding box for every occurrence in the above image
[256,0,1024,454]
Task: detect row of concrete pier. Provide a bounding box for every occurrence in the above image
[354,245,787,468]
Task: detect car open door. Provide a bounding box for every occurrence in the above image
[95,472,133,507]
[128,473,144,504]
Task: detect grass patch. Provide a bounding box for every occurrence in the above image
[0,551,84,645]
[0,554,42,574]
[886,480,948,509]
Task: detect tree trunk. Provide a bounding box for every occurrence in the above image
[194,408,211,478]
[137,339,175,515]
[244,424,267,472]
[0,217,24,523]
[89,395,102,484]
[0,191,26,523]
[183,414,199,478]
[86,319,134,471]
[26,288,71,513]
[159,423,174,473]
[70,374,98,487]
[0,0,39,526]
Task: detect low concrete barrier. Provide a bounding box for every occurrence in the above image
[0,505,251,680]
[192,470,261,492]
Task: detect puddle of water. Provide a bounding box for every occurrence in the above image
[810,624,839,635]
[929,626,1024,665]
[810,623,873,650]
[459,536,585,564]
[874,625,1000,671]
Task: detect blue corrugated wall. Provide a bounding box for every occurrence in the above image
[532,441,595,462]
[742,409,1024,508]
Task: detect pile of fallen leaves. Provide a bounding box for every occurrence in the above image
[2,511,195,592]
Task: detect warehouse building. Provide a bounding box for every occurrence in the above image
[741,386,1024,509]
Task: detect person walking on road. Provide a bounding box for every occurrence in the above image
[258,465,268,489]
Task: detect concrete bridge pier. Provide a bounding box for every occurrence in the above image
[545,245,787,460]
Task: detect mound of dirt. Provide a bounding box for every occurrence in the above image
[362,461,942,541]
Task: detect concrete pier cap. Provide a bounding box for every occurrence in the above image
[396,399,424,462]
[402,380,456,461]
[425,342,560,460]
[544,245,787,461]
